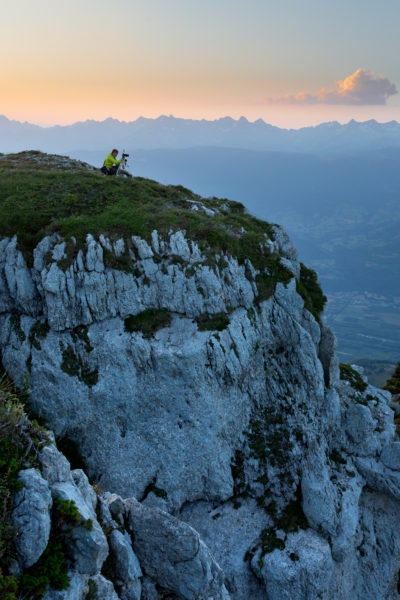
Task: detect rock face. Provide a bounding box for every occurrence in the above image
[12,468,52,568]
[2,225,400,600]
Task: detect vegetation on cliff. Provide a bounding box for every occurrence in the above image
[0,370,56,598]
[384,361,400,395]
[0,151,326,320]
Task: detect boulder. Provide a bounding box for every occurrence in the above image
[126,499,230,600]
[252,529,334,600]
[109,530,142,600]
[12,468,52,568]
[51,481,108,574]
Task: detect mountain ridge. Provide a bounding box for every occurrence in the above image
[2,114,400,154]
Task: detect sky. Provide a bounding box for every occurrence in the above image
[2,0,400,128]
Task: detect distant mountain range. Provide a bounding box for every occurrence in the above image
[2,114,400,363]
[2,114,400,155]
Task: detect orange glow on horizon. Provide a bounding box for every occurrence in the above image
[2,102,400,130]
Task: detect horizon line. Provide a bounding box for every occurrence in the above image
[1,113,400,131]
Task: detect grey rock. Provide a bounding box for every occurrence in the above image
[319,325,339,387]
[51,481,108,574]
[3,225,400,599]
[380,442,400,471]
[180,498,266,600]
[132,235,154,259]
[141,578,159,600]
[126,498,230,600]
[252,529,334,600]
[12,468,52,568]
[51,241,66,262]
[105,493,125,525]
[331,473,364,562]
[344,404,378,456]
[356,457,400,501]
[86,235,105,272]
[302,457,338,537]
[3,236,39,315]
[39,444,72,485]
[72,469,98,512]
[98,497,119,530]
[42,572,88,600]
[88,574,120,600]
[109,530,142,600]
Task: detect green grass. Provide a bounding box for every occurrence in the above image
[0,153,274,269]
[0,151,328,315]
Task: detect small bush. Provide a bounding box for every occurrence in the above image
[19,539,69,597]
[255,255,293,304]
[296,263,327,322]
[330,449,346,466]
[196,313,230,332]
[384,361,400,395]
[260,528,285,556]
[53,498,80,527]
[124,309,171,338]
[60,345,98,388]
[0,373,48,570]
[60,345,81,378]
[339,363,367,393]
[29,320,50,351]
[10,315,26,343]
[0,570,18,600]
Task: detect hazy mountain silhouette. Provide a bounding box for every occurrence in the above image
[1,114,400,155]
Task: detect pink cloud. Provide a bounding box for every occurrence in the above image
[264,69,398,105]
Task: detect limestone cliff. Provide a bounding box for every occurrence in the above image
[1,153,400,600]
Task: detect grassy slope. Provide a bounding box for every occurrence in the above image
[0,151,326,319]
[0,151,276,267]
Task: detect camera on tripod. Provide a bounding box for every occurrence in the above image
[122,153,129,158]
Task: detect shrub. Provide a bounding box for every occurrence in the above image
[296,263,327,322]
[339,363,368,393]
[60,345,98,388]
[19,539,69,597]
[124,309,171,338]
[0,570,18,600]
[384,361,400,395]
[196,313,230,332]
[29,320,50,351]
[0,373,48,570]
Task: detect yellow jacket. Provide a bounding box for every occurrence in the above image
[104,153,123,168]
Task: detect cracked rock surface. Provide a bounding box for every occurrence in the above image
[3,226,400,599]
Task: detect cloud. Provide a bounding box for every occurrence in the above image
[264,69,398,105]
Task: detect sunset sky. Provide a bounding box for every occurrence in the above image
[2,0,400,127]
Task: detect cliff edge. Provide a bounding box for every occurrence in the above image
[1,152,400,600]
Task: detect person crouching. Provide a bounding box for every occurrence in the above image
[101,149,124,176]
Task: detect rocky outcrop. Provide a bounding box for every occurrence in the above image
[2,224,400,600]
[12,468,52,568]
[9,437,230,600]
[125,497,229,600]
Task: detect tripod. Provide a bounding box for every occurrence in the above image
[117,149,131,176]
